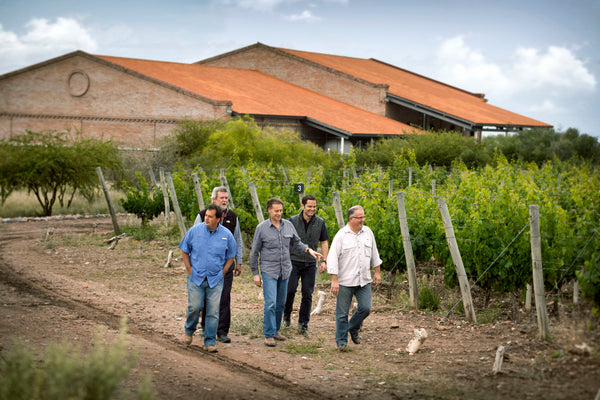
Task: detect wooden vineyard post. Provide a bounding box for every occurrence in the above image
[96,167,120,235]
[529,205,550,340]
[191,173,205,211]
[332,191,345,229]
[248,182,265,223]
[525,283,532,311]
[148,167,157,188]
[219,169,235,209]
[397,192,418,309]
[166,172,187,238]
[280,166,289,185]
[159,168,170,225]
[437,198,477,323]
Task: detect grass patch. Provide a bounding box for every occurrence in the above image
[477,303,503,324]
[418,277,441,311]
[283,338,324,354]
[231,312,263,338]
[0,319,154,400]
[0,189,126,218]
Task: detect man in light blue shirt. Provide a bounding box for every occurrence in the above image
[180,204,237,352]
[250,197,321,347]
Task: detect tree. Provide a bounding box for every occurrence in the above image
[153,116,332,170]
[0,129,122,216]
[120,173,165,227]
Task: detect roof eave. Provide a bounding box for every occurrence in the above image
[387,94,475,130]
[231,112,351,139]
[387,94,553,132]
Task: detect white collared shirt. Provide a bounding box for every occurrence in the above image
[327,224,382,287]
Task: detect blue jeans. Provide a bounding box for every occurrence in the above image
[185,276,223,346]
[261,271,288,338]
[335,284,372,345]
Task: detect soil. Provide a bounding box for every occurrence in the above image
[1,215,599,400]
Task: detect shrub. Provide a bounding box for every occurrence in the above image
[0,320,154,400]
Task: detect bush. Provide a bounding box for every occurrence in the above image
[0,320,155,400]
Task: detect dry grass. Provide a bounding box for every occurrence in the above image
[0,190,126,218]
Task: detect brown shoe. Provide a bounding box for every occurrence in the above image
[273,332,286,341]
[183,333,193,345]
[264,337,276,347]
[203,345,218,353]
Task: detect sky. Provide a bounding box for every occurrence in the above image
[1,0,599,137]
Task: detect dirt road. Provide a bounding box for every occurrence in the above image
[1,215,598,399]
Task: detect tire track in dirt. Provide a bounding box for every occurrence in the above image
[0,218,331,400]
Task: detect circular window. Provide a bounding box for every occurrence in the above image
[67,71,90,97]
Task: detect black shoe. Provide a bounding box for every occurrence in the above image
[350,331,361,344]
[298,324,308,335]
[337,343,348,352]
[283,314,291,327]
[217,335,231,343]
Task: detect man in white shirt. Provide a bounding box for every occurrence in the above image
[327,205,382,351]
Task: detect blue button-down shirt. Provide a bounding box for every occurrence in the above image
[179,223,237,288]
[250,218,307,280]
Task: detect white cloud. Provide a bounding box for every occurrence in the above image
[529,99,562,113]
[221,0,292,12]
[284,9,322,22]
[436,36,512,95]
[0,18,97,74]
[511,45,596,90]
[435,35,597,101]
[23,17,97,50]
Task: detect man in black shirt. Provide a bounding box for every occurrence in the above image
[284,195,329,334]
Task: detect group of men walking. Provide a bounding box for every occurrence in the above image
[179,187,381,352]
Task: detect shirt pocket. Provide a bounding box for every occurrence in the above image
[210,237,228,255]
[341,237,356,255]
[362,236,372,257]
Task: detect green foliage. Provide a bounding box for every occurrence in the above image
[0,321,155,400]
[0,129,122,216]
[153,119,226,171]
[120,173,165,227]
[483,127,600,165]
[354,130,489,168]
[418,279,441,311]
[154,116,334,171]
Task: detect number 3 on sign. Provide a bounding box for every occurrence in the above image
[294,183,304,193]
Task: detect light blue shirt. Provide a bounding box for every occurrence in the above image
[179,223,237,287]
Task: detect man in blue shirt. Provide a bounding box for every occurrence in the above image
[180,204,237,352]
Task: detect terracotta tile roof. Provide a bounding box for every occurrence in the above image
[278,48,552,128]
[95,55,418,136]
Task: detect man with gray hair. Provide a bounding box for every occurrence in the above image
[194,186,243,343]
[327,205,381,351]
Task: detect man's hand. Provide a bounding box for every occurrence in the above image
[234,264,242,277]
[319,260,327,273]
[330,280,339,296]
[373,270,381,288]
[307,248,323,260]
[253,274,262,287]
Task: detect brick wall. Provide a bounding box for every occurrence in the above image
[0,54,227,149]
